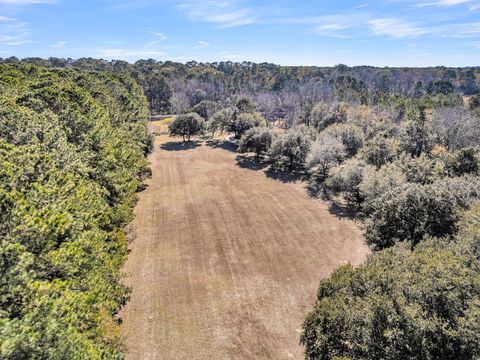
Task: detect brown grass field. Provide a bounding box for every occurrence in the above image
[120,128,369,359]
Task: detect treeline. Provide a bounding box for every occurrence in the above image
[0,63,152,358]
[2,57,479,121]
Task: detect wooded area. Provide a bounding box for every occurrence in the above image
[0,58,479,359]
[0,63,152,358]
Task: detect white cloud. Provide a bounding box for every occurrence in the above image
[0,16,33,45]
[352,3,368,9]
[2,38,32,45]
[0,0,56,4]
[148,31,167,41]
[449,22,480,37]
[268,13,369,38]
[176,1,258,28]
[52,40,66,48]
[416,0,473,7]
[369,18,431,38]
[146,31,167,46]
[193,40,210,49]
[205,10,256,27]
[311,14,363,37]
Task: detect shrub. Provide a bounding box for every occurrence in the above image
[234,112,267,139]
[235,97,257,113]
[269,125,312,170]
[397,153,446,185]
[399,106,435,157]
[306,136,346,182]
[238,127,276,160]
[325,158,369,209]
[311,103,348,132]
[360,132,400,168]
[207,108,266,139]
[207,107,234,136]
[359,163,406,214]
[366,176,480,249]
[319,123,364,157]
[445,148,479,176]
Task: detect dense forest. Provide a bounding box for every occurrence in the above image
[0,63,152,358]
[2,57,479,120]
[1,58,479,359]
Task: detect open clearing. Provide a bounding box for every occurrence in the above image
[120,131,369,360]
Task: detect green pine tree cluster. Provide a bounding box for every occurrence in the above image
[0,63,152,358]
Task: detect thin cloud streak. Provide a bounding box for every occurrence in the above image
[52,40,66,48]
[0,16,33,46]
[0,0,56,4]
[176,0,259,27]
[415,0,473,7]
[369,18,431,38]
[174,2,480,40]
[148,31,167,41]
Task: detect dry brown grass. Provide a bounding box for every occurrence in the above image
[120,134,369,360]
[149,117,176,135]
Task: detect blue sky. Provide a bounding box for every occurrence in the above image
[0,0,479,66]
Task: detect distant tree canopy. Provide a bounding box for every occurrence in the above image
[7,58,479,121]
[0,63,151,359]
[193,100,220,120]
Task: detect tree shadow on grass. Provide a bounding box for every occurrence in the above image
[328,202,360,220]
[306,181,324,198]
[304,181,361,220]
[265,167,307,184]
[160,141,202,151]
[235,155,269,171]
[205,139,238,152]
[235,154,307,184]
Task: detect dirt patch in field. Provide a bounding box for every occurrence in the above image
[120,135,369,360]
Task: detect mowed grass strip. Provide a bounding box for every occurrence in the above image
[120,134,369,360]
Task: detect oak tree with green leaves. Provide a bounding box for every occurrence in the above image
[169,112,205,142]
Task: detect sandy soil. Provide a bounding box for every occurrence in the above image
[119,133,369,360]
